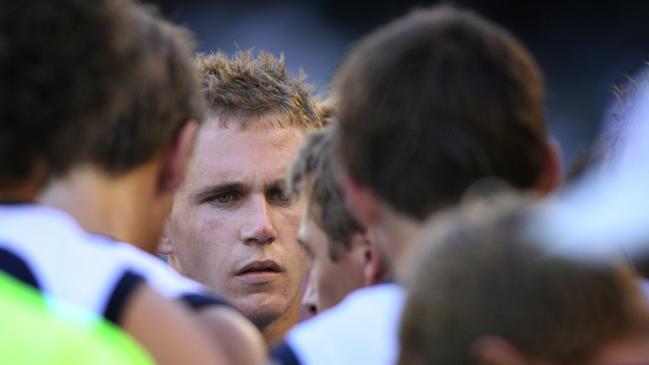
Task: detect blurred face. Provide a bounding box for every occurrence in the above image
[167,120,309,330]
[298,207,367,313]
[590,333,649,364]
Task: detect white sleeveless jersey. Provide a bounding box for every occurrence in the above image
[0,204,229,325]
[271,284,405,365]
[87,234,231,310]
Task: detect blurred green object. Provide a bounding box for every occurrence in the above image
[0,270,154,364]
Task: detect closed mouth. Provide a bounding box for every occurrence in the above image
[236,260,283,275]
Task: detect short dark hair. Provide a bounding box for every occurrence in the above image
[196,50,324,130]
[335,5,546,220]
[0,0,185,184]
[399,195,649,365]
[90,4,204,174]
[290,127,364,261]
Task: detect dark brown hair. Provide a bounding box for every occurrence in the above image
[196,50,324,130]
[290,126,364,261]
[335,5,546,220]
[90,4,204,174]
[0,0,193,183]
[399,195,649,365]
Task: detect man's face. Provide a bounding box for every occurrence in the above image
[167,121,309,328]
[298,207,366,312]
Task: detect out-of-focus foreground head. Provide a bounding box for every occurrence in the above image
[39,0,205,252]
[164,50,324,344]
[0,0,163,199]
[333,5,558,262]
[399,194,649,365]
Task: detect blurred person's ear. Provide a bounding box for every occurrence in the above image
[534,138,561,195]
[350,232,384,286]
[157,120,199,195]
[471,336,528,365]
[339,171,381,228]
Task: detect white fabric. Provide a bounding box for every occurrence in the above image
[86,234,206,300]
[0,204,135,315]
[532,84,649,258]
[0,204,211,318]
[286,283,405,365]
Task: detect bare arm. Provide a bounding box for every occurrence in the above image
[122,284,229,365]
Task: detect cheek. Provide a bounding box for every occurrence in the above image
[171,205,236,271]
[280,206,303,232]
[322,256,365,299]
[315,260,348,308]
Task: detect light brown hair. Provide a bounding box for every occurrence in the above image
[196,50,324,129]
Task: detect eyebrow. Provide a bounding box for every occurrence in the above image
[194,182,248,203]
[265,179,289,192]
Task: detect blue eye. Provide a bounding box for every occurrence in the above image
[214,192,233,204]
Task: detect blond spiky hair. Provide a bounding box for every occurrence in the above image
[195,50,324,129]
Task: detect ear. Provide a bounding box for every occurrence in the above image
[471,336,528,365]
[157,120,199,195]
[339,171,381,228]
[157,238,175,256]
[534,137,561,195]
[351,232,385,286]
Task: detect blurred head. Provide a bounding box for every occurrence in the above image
[88,11,204,178]
[399,195,649,365]
[0,0,170,199]
[290,127,385,314]
[334,5,558,262]
[164,50,323,343]
[40,2,204,251]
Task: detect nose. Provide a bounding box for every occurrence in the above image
[240,195,277,245]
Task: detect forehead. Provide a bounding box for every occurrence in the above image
[186,121,307,188]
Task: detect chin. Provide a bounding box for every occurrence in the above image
[235,293,289,329]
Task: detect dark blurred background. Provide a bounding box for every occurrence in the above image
[145,0,649,171]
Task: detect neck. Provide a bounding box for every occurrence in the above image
[376,207,421,273]
[259,294,302,347]
[39,164,163,252]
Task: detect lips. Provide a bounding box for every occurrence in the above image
[236,260,283,276]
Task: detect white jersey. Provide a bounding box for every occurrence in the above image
[0,204,229,325]
[88,234,230,310]
[271,284,405,365]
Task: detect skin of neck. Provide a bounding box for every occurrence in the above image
[39,162,167,253]
[372,205,422,276]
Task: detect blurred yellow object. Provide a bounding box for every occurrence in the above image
[0,270,154,364]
